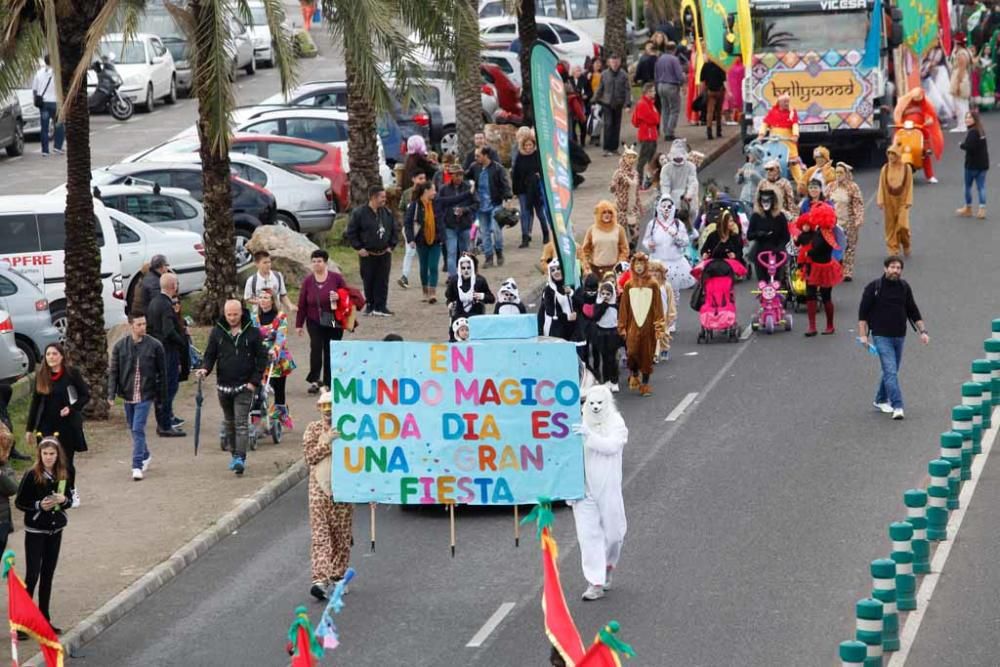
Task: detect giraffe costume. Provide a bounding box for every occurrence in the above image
[825,162,865,279]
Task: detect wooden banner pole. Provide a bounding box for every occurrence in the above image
[449,504,456,558]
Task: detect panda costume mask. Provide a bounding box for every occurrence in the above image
[536,258,575,340]
[445,253,495,339]
[494,278,526,315]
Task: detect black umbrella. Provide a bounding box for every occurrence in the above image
[194,376,204,456]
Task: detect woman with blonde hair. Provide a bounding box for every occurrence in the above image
[511,127,551,248]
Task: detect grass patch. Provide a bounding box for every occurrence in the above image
[314,213,362,283]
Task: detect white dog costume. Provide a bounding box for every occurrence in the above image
[571,384,628,599]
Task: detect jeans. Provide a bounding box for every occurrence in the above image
[602,105,623,152]
[416,243,442,288]
[156,347,180,431]
[964,168,987,206]
[518,193,551,242]
[219,389,253,457]
[657,83,681,136]
[873,335,906,409]
[306,319,343,388]
[359,252,392,312]
[401,242,417,279]
[24,531,62,620]
[39,102,64,154]
[124,400,152,470]
[446,227,471,277]
[479,208,503,257]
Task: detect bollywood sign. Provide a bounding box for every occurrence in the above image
[530,43,578,288]
[749,49,877,130]
[328,341,585,505]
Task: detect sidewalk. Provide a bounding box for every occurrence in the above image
[1,109,735,663]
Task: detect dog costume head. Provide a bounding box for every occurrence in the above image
[582,384,617,428]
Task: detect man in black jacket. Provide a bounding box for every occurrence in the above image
[438,164,478,277]
[594,53,631,156]
[345,185,399,316]
[858,256,930,421]
[108,314,167,481]
[196,300,267,475]
[467,147,512,268]
[135,254,169,317]
[145,273,186,437]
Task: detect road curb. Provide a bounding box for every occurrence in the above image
[25,459,308,665]
[695,134,741,173]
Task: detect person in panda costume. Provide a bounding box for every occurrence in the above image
[494,278,526,315]
[589,278,623,391]
[445,253,495,340]
[451,317,470,342]
[642,192,696,325]
[537,258,576,340]
[570,384,628,601]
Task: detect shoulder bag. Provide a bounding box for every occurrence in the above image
[314,277,337,329]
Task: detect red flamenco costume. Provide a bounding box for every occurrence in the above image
[893,87,944,182]
[759,94,803,183]
[793,202,843,337]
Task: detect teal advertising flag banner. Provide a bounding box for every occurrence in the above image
[530,43,578,287]
[328,340,585,505]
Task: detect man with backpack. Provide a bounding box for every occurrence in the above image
[857,256,930,420]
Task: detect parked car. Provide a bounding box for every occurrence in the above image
[478,0,634,45]
[482,49,521,87]
[14,88,41,139]
[0,195,125,335]
[106,209,206,311]
[0,94,24,158]
[93,183,206,235]
[139,10,193,93]
[228,15,257,76]
[479,16,598,68]
[246,1,292,67]
[95,33,178,111]
[0,267,61,373]
[0,310,28,384]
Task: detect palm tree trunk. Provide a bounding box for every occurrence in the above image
[517,0,537,126]
[59,12,109,420]
[344,47,382,207]
[604,0,628,63]
[455,0,484,159]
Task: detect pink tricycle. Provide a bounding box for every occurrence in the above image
[751,250,792,334]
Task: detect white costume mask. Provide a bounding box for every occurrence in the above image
[457,255,476,309]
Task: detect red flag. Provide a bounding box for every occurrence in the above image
[938,0,952,55]
[578,641,622,667]
[540,527,586,664]
[4,551,63,667]
[289,625,317,667]
[285,606,322,667]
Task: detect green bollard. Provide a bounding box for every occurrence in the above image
[992,318,1000,339]
[927,459,951,541]
[855,597,884,667]
[889,522,917,611]
[904,489,930,574]
[984,339,1000,406]
[972,361,993,429]
[872,558,899,651]
[940,432,963,510]
[962,382,984,448]
[952,405,977,461]
[840,639,868,666]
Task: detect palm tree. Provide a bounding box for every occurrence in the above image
[164,0,297,322]
[604,0,627,62]
[454,0,484,159]
[514,0,537,125]
[320,0,477,208]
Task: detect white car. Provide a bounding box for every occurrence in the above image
[146,152,335,233]
[246,1,291,67]
[92,183,206,236]
[478,0,634,45]
[229,15,257,76]
[0,309,28,383]
[482,50,521,87]
[96,33,178,111]
[479,16,598,68]
[106,209,207,298]
[14,88,41,138]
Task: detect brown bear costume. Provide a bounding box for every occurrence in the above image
[617,252,665,396]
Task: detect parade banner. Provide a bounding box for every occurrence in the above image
[530,43,578,288]
[328,341,585,505]
[900,0,939,58]
[468,313,537,341]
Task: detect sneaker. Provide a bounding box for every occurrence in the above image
[373,309,394,317]
[602,151,613,157]
[496,252,505,267]
[157,428,186,438]
[397,275,409,289]
[132,468,143,481]
[310,583,328,601]
[72,488,80,507]
[40,151,49,157]
[874,402,893,414]
[233,456,245,475]
[53,148,64,155]
[892,409,905,420]
[307,382,320,395]
[928,177,939,183]
[171,416,185,427]
[363,307,374,316]
[142,454,152,472]
[581,584,605,601]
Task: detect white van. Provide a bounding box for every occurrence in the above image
[0,196,125,335]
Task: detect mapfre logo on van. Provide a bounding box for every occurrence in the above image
[0,254,53,268]
[820,0,866,9]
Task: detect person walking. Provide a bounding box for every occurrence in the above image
[655,42,685,141]
[243,250,296,313]
[14,436,74,633]
[400,135,437,191]
[146,273,187,437]
[396,171,428,290]
[957,110,989,219]
[858,256,929,420]
[631,83,661,188]
[134,254,169,317]
[462,132,500,172]
[303,391,354,601]
[196,300,267,476]
[439,164,478,278]
[795,202,843,337]
[346,185,398,316]
[951,33,974,130]
[825,162,865,281]
[511,128,551,249]
[31,55,64,156]
[468,146,512,268]
[699,59,727,140]
[253,289,295,431]
[634,41,659,87]
[295,250,347,394]
[594,53,630,156]
[404,182,445,303]
[25,343,90,480]
[876,145,914,256]
[108,314,166,481]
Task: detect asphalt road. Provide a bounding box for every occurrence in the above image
[67,114,1000,667]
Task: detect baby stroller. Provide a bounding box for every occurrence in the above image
[691,251,748,343]
[249,358,283,448]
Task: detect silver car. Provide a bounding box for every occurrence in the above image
[0,267,62,373]
[0,310,28,384]
[14,89,41,138]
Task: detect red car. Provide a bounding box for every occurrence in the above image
[481,63,522,120]
[229,134,349,213]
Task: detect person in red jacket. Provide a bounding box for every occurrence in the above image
[631,83,661,189]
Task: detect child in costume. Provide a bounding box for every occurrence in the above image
[445,254,495,341]
[647,260,677,361]
[794,202,843,337]
[589,278,623,391]
[580,200,630,278]
[452,318,470,342]
[642,193,696,317]
[617,252,665,397]
[252,288,295,430]
[494,278,526,315]
[609,146,642,248]
[571,384,628,601]
[538,259,577,340]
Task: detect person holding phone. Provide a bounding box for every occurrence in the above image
[15,436,74,634]
[25,343,90,476]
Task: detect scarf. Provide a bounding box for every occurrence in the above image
[457,258,476,310]
[422,199,436,245]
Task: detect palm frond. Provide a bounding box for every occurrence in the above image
[179,0,236,156]
[0,8,45,101]
[65,0,127,114]
[238,0,297,98]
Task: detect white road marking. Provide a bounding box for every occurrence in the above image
[889,406,999,666]
[466,602,515,648]
[665,392,698,422]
